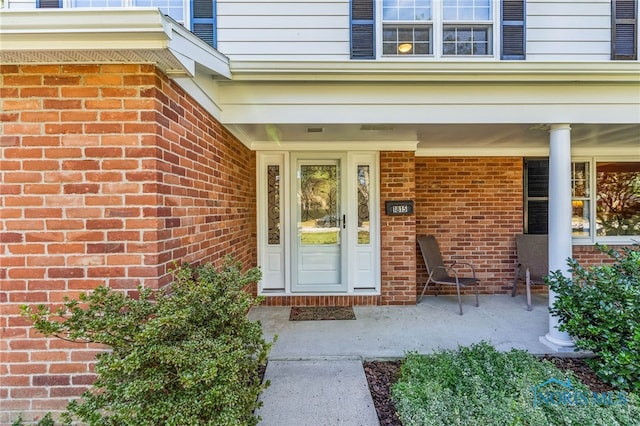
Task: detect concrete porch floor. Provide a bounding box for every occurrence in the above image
[250,294,584,425]
[249,294,560,359]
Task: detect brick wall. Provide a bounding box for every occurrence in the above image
[573,245,627,265]
[380,151,416,305]
[415,157,524,296]
[0,64,255,423]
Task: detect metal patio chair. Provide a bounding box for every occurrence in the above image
[512,234,548,311]
[417,235,480,315]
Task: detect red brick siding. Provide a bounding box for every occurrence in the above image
[148,70,256,286]
[415,157,524,296]
[573,245,629,266]
[380,151,416,305]
[0,64,255,423]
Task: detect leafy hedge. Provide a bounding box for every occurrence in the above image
[21,259,272,425]
[392,342,639,426]
[547,245,640,393]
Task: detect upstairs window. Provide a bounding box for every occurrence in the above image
[36,0,216,48]
[382,0,433,55]
[135,0,185,23]
[357,0,524,60]
[380,0,499,57]
[442,0,492,55]
[71,0,123,6]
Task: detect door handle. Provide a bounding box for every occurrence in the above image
[343,214,346,229]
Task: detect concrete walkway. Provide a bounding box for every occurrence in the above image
[250,294,558,426]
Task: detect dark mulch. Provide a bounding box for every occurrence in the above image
[364,356,612,426]
[541,356,614,393]
[289,306,356,321]
[364,360,403,426]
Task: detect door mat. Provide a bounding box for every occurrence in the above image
[289,306,356,321]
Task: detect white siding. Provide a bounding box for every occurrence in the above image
[6,0,37,9]
[217,0,351,61]
[5,0,629,62]
[526,0,612,60]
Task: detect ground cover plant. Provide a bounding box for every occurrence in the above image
[21,259,272,426]
[390,342,639,426]
[547,245,640,393]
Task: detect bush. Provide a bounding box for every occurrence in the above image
[21,259,272,426]
[12,413,55,426]
[391,342,640,426]
[546,245,640,393]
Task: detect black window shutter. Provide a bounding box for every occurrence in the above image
[192,0,216,48]
[37,0,61,7]
[501,0,525,59]
[524,158,549,235]
[612,0,638,60]
[351,0,375,59]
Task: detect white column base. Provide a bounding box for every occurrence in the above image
[539,333,575,352]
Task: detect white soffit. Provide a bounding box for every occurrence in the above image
[228,123,640,156]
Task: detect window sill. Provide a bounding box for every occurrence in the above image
[572,238,640,246]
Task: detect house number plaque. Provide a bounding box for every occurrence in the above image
[385,200,414,216]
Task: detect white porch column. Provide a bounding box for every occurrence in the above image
[540,124,575,351]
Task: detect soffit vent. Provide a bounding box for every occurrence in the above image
[360,124,395,131]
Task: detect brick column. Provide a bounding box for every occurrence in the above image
[379,151,416,305]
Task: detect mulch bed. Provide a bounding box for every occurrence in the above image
[289,306,356,321]
[541,356,614,394]
[364,360,403,426]
[364,357,612,426]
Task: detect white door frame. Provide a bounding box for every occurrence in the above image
[256,151,380,296]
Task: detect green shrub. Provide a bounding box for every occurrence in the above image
[391,342,640,426]
[546,245,640,393]
[21,259,272,426]
[12,413,55,426]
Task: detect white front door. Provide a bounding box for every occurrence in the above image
[257,151,380,295]
[291,154,347,292]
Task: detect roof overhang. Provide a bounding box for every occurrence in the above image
[0,8,231,80]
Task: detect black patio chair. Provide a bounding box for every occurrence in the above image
[417,235,480,315]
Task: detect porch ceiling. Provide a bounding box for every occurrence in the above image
[233,123,640,156]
